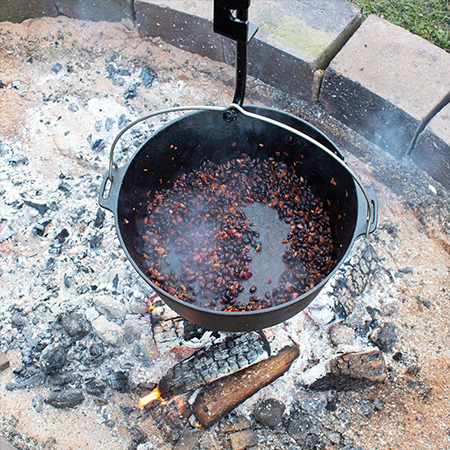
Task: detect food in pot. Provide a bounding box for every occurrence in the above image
[137,152,335,311]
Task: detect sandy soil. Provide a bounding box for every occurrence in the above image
[345,157,450,449]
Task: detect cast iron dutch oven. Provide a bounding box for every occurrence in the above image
[99,0,377,332]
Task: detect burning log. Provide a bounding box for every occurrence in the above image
[158,332,268,398]
[192,344,299,428]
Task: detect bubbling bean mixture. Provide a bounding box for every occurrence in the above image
[137,153,335,311]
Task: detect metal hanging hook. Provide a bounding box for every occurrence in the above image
[213,0,258,120]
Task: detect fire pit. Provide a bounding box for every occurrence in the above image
[0,7,448,450]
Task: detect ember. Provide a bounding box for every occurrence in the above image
[138,153,335,311]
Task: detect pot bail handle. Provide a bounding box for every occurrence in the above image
[105,105,234,184]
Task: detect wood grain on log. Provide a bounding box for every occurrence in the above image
[192,344,299,427]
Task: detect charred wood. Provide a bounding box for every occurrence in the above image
[147,394,192,443]
[158,332,268,398]
[192,344,299,428]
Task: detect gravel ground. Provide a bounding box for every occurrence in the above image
[0,16,449,450]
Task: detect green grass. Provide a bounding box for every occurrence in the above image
[349,0,450,51]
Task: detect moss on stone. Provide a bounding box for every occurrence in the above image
[251,3,334,63]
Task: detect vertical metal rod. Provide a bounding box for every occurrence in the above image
[232,8,248,106]
[401,90,450,159]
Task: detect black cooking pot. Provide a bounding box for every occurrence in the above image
[99,0,377,331]
[99,104,377,331]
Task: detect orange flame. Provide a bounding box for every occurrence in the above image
[139,388,160,407]
[160,400,168,406]
[149,304,156,311]
[194,423,202,428]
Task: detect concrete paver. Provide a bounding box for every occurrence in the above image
[54,0,134,26]
[135,1,224,60]
[414,103,450,187]
[320,15,450,187]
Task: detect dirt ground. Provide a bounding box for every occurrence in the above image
[0,16,449,450]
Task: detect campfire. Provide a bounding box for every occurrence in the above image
[137,320,299,428]
[98,0,376,432]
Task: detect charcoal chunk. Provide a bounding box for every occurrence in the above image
[141,67,155,88]
[105,117,115,131]
[254,398,285,427]
[35,225,48,241]
[48,373,75,386]
[287,416,322,449]
[309,349,387,391]
[118,114,129,128]
[106,64,115,77]
[8,154,28,165]
[94,208,106,228]
[130,426,148,444]
[23,200,49,215]
[61,311,91,340]
[55,228,69,244]
[51,63,62,74]
[107,371,130,392]
[369,322,398,352]
[39,344,67,374]
[0,142,12,156]
[116,69,131,76]
[0,225,16,243]
[92,139,106,152]
[124,84,138,99]
[6,370,46,391]
[32,395,44,413]
[85,378,106,396]
[89,233,103,249]
[46,389,84,408]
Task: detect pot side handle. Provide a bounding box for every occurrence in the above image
[98,166,126,215]
[355,185,378,238]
